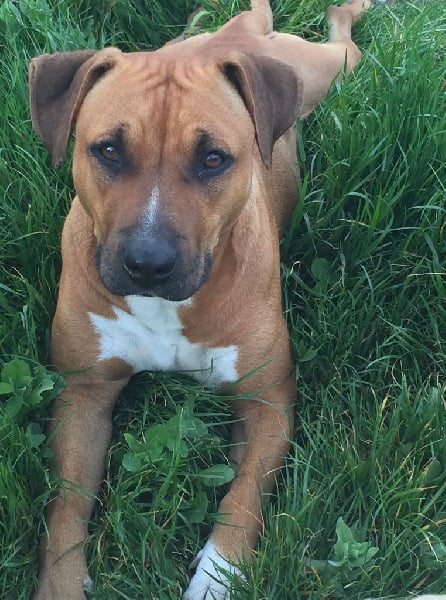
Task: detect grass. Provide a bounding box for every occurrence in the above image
[0,0,445,598]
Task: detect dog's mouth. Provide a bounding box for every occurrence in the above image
[95,243,212,301]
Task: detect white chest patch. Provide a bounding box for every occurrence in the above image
[88,296,238,387]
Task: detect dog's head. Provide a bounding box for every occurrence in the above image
[29,47,300,301]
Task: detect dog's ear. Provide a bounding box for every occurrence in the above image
[221,52,302,169]
[29,48,122,168]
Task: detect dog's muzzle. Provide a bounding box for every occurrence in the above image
[95,229,212,302]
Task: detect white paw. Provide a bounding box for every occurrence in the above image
[183,540,241,600]
[83,576,93,592]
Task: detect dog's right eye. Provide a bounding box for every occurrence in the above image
[99,144,118,161]
[90,142,122,172]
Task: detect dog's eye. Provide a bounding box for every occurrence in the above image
[197,150,233,181]
[204,152,224,169]
[90,141,123,173]
[99,144,119,161]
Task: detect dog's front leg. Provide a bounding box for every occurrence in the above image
[184,376,294,599]
[34,378,126,600]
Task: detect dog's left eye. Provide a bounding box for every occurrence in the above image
[198,150,233,180]
[204,152,224,169]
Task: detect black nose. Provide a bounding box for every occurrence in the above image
[123,237,177,286]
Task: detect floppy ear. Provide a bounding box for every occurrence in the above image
[221,52,302,168]
[29,48,122,167]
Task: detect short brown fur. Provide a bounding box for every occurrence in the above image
[29,1,370,597]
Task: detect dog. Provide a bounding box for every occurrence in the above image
[29,0,370,597]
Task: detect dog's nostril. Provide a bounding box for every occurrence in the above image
[124,252,176,281]
[154,258,175,277]
[123,239,176,285]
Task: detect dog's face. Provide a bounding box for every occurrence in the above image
[72,55,256,301]
[29,46,300,301]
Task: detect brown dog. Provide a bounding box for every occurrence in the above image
[29,0,370,597]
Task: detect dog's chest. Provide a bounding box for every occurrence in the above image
[88,296,238,387]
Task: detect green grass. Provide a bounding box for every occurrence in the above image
[1,0,445,598]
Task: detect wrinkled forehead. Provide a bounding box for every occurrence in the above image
[75,53,251,150]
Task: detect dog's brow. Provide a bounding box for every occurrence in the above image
[195,130,231,154]
[93,124,127,144]
[196,130,212,150]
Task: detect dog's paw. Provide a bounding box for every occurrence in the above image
[83,576,93,592]
[182,540,241,600]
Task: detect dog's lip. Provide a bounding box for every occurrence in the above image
[99,277,193,302]
[121,286,192,302]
